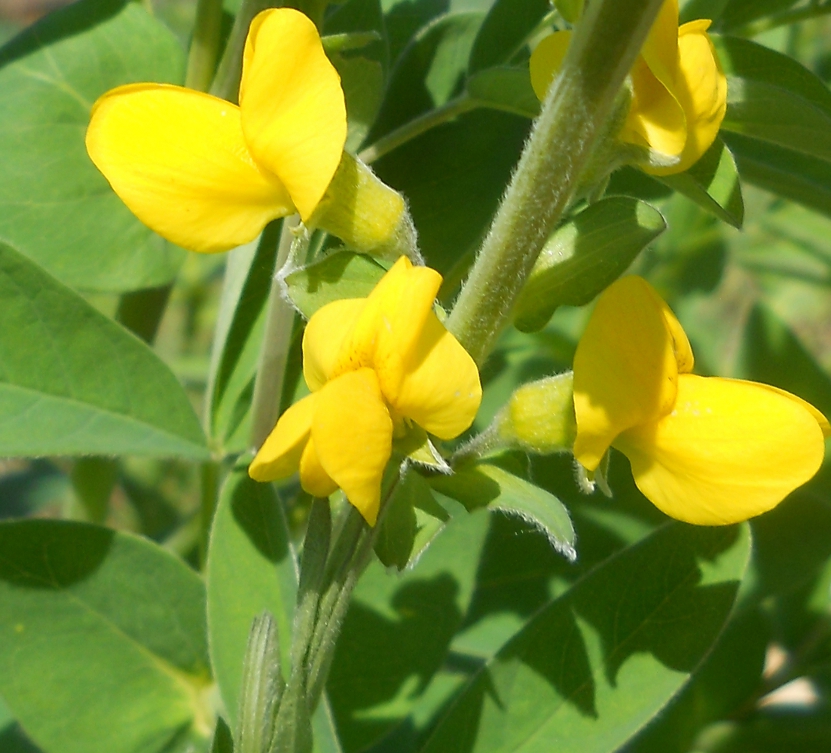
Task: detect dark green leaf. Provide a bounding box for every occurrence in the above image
[283,251,387,318]
[0,519,211,753]
[431,462,576,560]
[211,719,234,753]
[326,0,387,151]
[369,12,485,141]
[422,523,751,753]
[0,242,207,458]
[718,0,801,31]
[723,132,831,217]
[737,304,831,421]
[469,0,550,73]
[0,0,185,292]
[467,66,540,118]
[657,138,744,228]
[327,509,491,752]
[715,36,831,161]
[623,606,769,753]
[514,197,666,332]
[698,711,831,753]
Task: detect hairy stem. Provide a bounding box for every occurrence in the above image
[446,0,665,365]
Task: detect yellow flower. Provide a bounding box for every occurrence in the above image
[573,276,830,525]
[85,8,347,253]
[530,0,727,175]
[249,257,482,525]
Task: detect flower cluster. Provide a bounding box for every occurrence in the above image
[572,276,829,525]
[530,0,727,175]
[249,257,482,525]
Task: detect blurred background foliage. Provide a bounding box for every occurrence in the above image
[0,1,830,752]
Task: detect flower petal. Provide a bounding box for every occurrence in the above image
[573,276,681,471]
[240,8,347,220]
[620,57,687,158]
[616,375,827,525]
[529,32,571,101]
[249,393,316,482]
[640,0,680,90]
[86,84,293,253]
[662,21,727,174]
[303,298,367,392]
[312,369,393,525]
[392,311,481,439]
[299,437,339,498]
[332,257,442,400]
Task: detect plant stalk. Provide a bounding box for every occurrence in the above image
[446,0,665,365]
[186,0,225,92]
[250,216,300,450]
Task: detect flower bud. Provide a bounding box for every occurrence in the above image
[309,152,420,262]
[499,373,577,454]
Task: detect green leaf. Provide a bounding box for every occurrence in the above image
[326,0,387,152]
[468,0,550,73]
[514,197,666,332]
[210,719,234,753]
[0,0,186,292]
[374,469,450,570]
[467,66,540,118]
[0,242,207,458]
[206,469,342,753]
[283,251,387,319]
[0,519,211,753]
[718,0,801,31]
[206,228,280,454]
[623,606,769,753]
[697,711,831,753]
[431,462,576,560]
[421,522,751,753]
[657,138,744,228]
[327,509,491,752]
[722,132,831,217]
[207,469,297,730]
[714,35,831,163]
[369,12,485,141]
[737,304,831,422]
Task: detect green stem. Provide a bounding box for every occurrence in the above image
[446,0,665,365]
[358,95,477,164]
[249,216,299,450]
[211,0,276,101]
[186,0,225,92]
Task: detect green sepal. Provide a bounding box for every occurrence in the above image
[514,197,666,332]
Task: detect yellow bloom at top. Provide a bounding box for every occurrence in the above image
[573,276,830,525]
[249,257,482,525]
[85,8,347,253]
[530,0,727,175]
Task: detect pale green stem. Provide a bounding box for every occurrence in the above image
[358,95,477,165]
[211,0,277,101]
[186,0,225,92]
[250,216,299,450]
[446,0,665,365]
